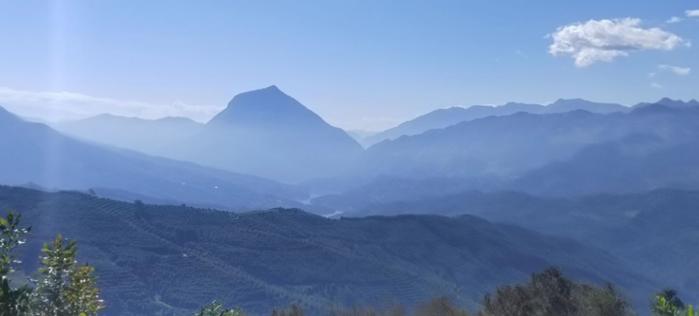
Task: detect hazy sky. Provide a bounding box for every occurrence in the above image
[0,1,697,130]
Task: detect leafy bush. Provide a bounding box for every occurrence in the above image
[415,297,469,316]
[0,212,31,315]
[196,301,245,316]
[328,305,406,316]
[6,207,699,316]
[272,304,305,316]
[0,212,104,315]
[652,289,696,316]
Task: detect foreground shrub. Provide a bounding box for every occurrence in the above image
[415,297,469,316]
[652,289,695,316]
[0,212,103,316]
[328,305,406,316]
[0,212,31,315]
[196,301,246,316]
[272,304,304,316]
[480,268,632,316]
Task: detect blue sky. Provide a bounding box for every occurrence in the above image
[0,0,697,130]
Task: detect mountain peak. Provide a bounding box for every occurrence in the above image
[0,105,20,123]
[656,97,678,106]
[0,105,12,116]
[262,84,281,92]
[187,86,362,182]
[654,97,697,109]
[207,86,322,127]
[236,85,286,100]
[242,85,284,97]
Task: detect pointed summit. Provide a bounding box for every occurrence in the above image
[0,105,13,117]
[208,85,322,128]
[179,86,362,182]
[0,105,21,124]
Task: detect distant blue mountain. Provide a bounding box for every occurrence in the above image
[56,86,364,183]
[170,86,364,183]
[514,134,699,196]
[55,113,204,158]
[634,97,699,109]
[361,100,696,181]
[364,99,628,146]
[0,105,305,209]
[305,99,699,206]
[361,110,615,180]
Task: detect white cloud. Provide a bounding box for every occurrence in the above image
[666,16,683,24]
[549,18,685,67]
[0,87,222,122]
[658,64,691,76]
[687,9,699,17]
[651,82,663,89]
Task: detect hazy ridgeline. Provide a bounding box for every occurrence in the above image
[51,89,699,199]
[55,86,363,184]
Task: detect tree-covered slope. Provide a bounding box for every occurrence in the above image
[355,189,699,305]
[0,186,652,315]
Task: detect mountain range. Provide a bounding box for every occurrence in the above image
[353,101,699,196]
[0,105,304,210]
[7,88,699,207]
[54,113,204,159]
[362,98,629,146]
[2,87,699,314]
[52,87,699,201]
[57,86,363,183]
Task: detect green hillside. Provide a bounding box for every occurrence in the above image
[0,186,653,315]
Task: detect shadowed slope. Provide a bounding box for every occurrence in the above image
[0,186,652,315]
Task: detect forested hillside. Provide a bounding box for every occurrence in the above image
[0,186,653,315]
[354,189,699,304]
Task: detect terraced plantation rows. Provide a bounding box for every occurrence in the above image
[0,185,653,315]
